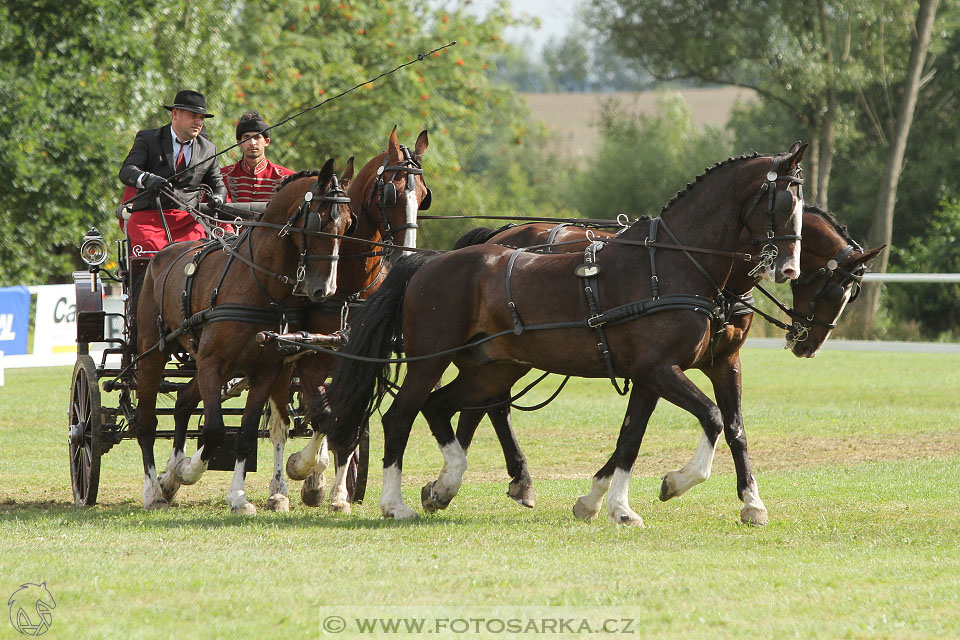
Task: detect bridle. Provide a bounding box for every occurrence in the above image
[784,243,866,341]
[742,158,804,278]
[365,144,432,246]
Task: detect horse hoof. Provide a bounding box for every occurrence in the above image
[659,474,678,501]
[266,493,290,512]
[158,474,180,502]
[608,510,644,527]
[300,485,326,508]
[507,481,536,508]
[329,500,352,514]
[384,506,419,521]
[145,498,169,511]
[741,506,769,526]
[421,481,450,512]
[230,502,257,516]
[285,453,313,481]
[572,496,600,521]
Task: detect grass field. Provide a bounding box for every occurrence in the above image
[1,348,959,638]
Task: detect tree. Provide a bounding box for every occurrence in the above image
[854,0,941,337]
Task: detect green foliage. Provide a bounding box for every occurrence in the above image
[570,93,732,219]
[885,201,960,339]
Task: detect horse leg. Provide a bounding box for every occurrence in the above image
[703,354,769,525]
[158,378,201,502]
[264,395,290,512]
[135,347,168,510]
[654,366,727,501]
[301,437,330,508]
[456,396,534,507]
[378,359,452,520]
[573,387,659,525]
[327,445,354,513]
[227,374,278,515]
[177,361,227,485]
[421,364,529,513]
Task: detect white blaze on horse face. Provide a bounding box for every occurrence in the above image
[402,188,418,250]
[322,239,340,298]
[782,194,804,280]
[796,287,852,358]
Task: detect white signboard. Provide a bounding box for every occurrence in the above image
[32,284,80,356]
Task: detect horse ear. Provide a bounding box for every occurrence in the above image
[415,130,429,158]
[853,245,885,268]
[787,142,808,167]
[318,157,335,186]
[342,156,355,183]
[388,125,402,163]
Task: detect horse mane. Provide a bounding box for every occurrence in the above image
[659,152,765,215]
[803,203,860,249]
[277,170,321,191]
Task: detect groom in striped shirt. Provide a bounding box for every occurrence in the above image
[221,110,296,203]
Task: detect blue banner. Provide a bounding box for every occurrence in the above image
[0,286,30,355]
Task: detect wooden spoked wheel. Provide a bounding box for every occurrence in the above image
[69,355,102,506]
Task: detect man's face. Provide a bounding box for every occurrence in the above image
[239,132,269,164]
[171,108,206,142]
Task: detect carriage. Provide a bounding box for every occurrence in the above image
[66,206,367,507]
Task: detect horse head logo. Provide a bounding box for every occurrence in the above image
[7,583,56,636]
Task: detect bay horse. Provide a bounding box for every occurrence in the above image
[135,157,354,512]
[262,127,431,513]
[450,205,883,524]
[327,146,807,522]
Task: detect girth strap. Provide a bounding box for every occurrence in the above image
[505,249,526,335]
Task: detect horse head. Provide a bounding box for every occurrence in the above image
[267,158,355,302]
[786,206,884,357]
[349,126,430,263]
[740,142,807,283]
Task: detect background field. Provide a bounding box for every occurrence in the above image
[1,348,959,638]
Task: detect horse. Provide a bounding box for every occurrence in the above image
[262,127,431,513]
[134,157,354,512]
[326,146,807,522]
[450,205,883,523]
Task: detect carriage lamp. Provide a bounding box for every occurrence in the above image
[80,228,108,267]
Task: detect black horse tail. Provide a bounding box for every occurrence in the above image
[450,223,517,250]
[325,251,436,454]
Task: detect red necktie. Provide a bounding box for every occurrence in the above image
[175,139,188,171]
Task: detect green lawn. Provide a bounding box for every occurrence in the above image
[1,349,958,638]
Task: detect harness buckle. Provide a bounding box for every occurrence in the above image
[296,264,306,283]
[279,223,291,238]
[587,315,605,329]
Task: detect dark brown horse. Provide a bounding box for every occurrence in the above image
[328,147,806,522]
[262,127,431,513]
[451,205,883,524]
[135,158,353,512]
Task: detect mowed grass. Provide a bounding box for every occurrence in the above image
[1,348,959,639]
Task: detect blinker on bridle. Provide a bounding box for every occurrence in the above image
[367,144,432,245]
[746,158,804,278]
[285,173,354,295]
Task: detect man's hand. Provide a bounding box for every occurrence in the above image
[143,173,170,192]
[210,193,226,207]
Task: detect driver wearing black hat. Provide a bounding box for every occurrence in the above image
[118,89,230,253]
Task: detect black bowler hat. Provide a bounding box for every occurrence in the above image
[164,90,215,118]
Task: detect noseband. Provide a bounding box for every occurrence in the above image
[366,145,431,245]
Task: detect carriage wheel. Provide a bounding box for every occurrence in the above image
[347,424,369,504]
[69,355,103,506]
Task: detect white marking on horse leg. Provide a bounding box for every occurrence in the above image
[425,441,467,508]
[286,432,324,480]
[660,432,719,500]
[380,463,417,520]
[740,476,770,526]
[158,449,184,502]
[327,456,351,513]
[176,445,208,485]
[403,190,418,249]
[267,401,288,498]
[573,474,611,520]
[143,466,168,510]
[606,467,643,526]
[226,459,256,515]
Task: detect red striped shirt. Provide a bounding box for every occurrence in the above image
[221,158,296,203]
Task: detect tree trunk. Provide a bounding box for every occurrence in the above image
[850,0,940,338]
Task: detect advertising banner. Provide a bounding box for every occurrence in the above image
[0,285,30,356]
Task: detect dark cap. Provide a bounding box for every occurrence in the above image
[164,90,215,118]
[236,110,270,141]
